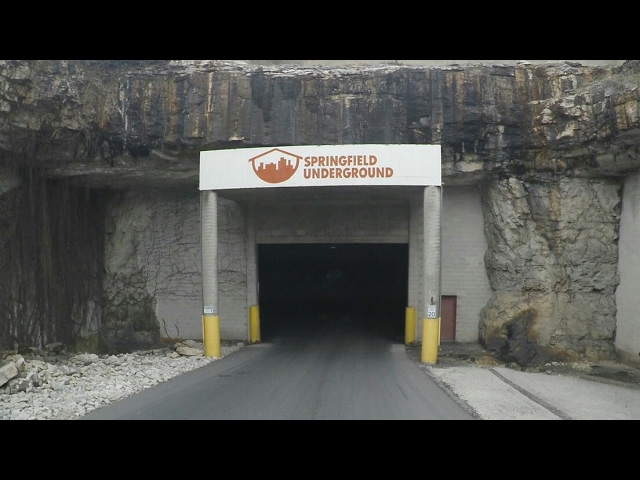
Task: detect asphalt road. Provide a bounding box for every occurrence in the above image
[80,321,474,420]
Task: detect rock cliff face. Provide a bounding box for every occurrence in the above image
[1,60,639,365]
[2,60,638,188]
[479,177,621,363]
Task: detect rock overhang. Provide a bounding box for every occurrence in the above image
[0,60,638,190]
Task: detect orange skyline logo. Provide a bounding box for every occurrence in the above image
[249,148,302,184]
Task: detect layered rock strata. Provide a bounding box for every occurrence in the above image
[1,60,639,365]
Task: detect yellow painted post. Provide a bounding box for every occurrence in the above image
[405,307,416,345]
[421,317,439,364]
[249,305,261,343]
[438,316,441,346]
[203,315,221,358]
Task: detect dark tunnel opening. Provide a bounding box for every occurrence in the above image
[257,243,408,342]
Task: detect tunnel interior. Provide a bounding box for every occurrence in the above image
[257,243,408,342]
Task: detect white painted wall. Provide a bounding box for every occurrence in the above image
[153,195,249,341]
[148,179,631,354]
[246,187,491,343]
[441,186,493,342]
[149,186,493,344]
[254,203,409,244]
[216,198,249,340]
[150,192,417,342]
[155,195,248,341]
[615,170,640,367]
[408,195,423,328]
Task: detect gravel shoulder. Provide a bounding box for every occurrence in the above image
[405,341,640,391]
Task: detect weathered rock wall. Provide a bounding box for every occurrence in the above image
[2,60,638,189]
[1,60,639,364]
[0,174,104,351]
[0,165,19,194]
[101,188,248,351]
[479,177,621,364]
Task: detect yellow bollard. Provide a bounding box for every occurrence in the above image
[249,305,261,343]
[203,315,221,358]
[421,317,439,364]
[405,307,417,345]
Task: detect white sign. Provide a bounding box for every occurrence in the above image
[427,305,437,318]
[203,306,215,315]
[200,144,441,190]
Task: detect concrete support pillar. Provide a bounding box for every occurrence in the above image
[201,190,221,357]
[405,306,417,345]
[421,185,441,364]
[246,205,258,307]
[247,204,260,342]
[407,196,423,343]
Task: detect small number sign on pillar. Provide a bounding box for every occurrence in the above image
[427,305,437,318]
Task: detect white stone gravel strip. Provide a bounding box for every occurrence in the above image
[0,342,243,420]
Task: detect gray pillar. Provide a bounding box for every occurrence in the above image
[422,185,441,320]
[421,185,442,362]
[246,204,258,308]
[201,190,218,316]
[246,204,260,342]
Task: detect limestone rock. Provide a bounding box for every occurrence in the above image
[0,362,18,388]
[479,175,620,366]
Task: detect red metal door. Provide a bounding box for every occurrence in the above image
[440,296,457,341]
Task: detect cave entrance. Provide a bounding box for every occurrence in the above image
[257,243,408,342]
